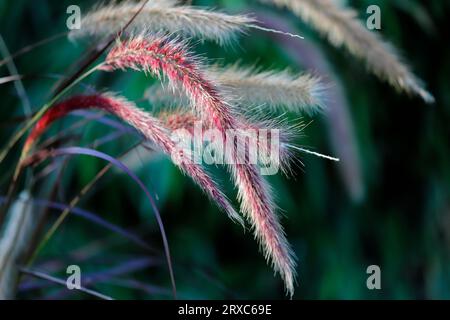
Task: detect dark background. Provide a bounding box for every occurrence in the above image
[0,0,449,299]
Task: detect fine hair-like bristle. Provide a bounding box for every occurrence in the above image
[69,1,256,46]
[103,35,297,295]
[23,94,243,226]
[262,0,434,103]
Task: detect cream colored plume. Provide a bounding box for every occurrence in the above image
[262,0,434,103]
[69,1,256,45]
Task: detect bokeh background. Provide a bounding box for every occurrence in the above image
[0,0,449,299]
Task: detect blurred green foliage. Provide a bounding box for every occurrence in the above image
[0,0,449,299]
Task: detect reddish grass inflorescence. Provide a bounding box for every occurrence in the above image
[103,35,297,295]
[23,94,243,225]
[102,35,236,131]
[159,110,301,176]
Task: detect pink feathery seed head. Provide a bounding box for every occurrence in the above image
[161,112,298,294]
[24,95,119,155]
[103,35,237,131]
[159,110,200,134]
[234,162,297,296]
[23,94,242,225]
[103,36,297,293]
[159,110,300,176]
